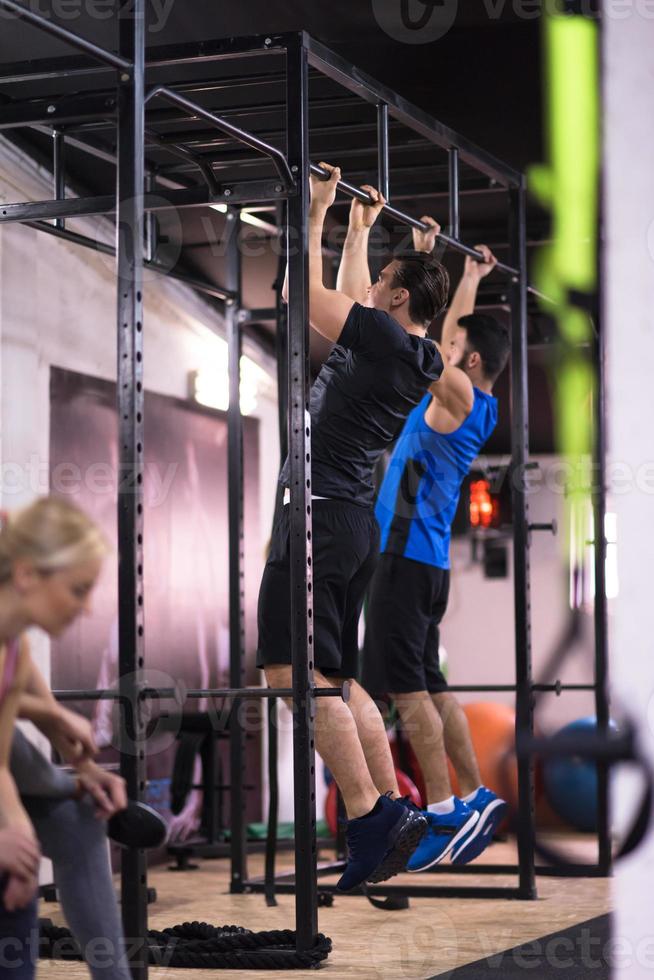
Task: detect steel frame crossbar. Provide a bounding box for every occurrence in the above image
[52,686,349,701]
[0,3,610,973]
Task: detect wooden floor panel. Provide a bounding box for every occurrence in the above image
[38,836,612,979]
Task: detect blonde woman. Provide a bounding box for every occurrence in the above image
[0,606,41,978]
[0,498,131,979]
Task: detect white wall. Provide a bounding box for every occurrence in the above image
[603,6,654,978]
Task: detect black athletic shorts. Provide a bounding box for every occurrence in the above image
[256,499,379,678]
[362,552,450,695]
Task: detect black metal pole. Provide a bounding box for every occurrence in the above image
[264,204,287,905]
[0,182,288,224]
[52,130,65,231]
[274,202,289,465]
[116,1,148,976]
[225,206,248,894]
[593,318,611,875]
[449,146,459,240]
[377,102,390,202]
[286,38,319,952]
[53,685,347,702]
[144,85,295,187]
[508,181,537,901]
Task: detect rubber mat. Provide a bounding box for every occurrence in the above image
[430,914,611,979]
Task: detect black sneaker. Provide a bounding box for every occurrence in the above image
[337,795,427,892]
[108,801,168,850]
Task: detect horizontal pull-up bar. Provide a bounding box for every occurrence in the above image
[0,0,132,72]
[145,85,295,188]
[52,684,350,703]
[54,680,594,703]
[310,162,519,279]
[144,686,350,702]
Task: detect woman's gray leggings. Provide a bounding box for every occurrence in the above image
[11,729,132,980]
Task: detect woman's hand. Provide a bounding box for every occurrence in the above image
[42,704,98,764]
[3,873,38,912]
[0,826,40,910]
[0,826,40,881]
[75,760,127,819]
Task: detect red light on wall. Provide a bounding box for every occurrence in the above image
[469,479,499,529]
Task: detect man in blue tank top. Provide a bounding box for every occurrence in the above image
[363,226,512,871]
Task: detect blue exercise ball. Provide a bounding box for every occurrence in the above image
[543,716,614,832]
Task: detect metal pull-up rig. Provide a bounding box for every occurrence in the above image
[0,2,610,975]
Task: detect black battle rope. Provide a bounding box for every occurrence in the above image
[38,919,332,971]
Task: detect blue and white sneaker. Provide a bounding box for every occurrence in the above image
[450,786,508,865]
[406,798,479,872]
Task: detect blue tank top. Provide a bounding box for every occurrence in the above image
[375,388,498,569]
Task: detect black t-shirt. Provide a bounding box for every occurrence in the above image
[281,302,443,506]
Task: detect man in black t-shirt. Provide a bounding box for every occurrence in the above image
[257,163,449,891]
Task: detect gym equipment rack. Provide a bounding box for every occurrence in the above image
[0,5,610,975]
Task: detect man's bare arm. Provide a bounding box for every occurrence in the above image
[336,185,385,303]
[412,222,496,365]
[439,245,497,361]
[18,642,98,762]
[307,163,356,341]
[428,342,474,417]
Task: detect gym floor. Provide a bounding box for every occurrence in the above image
[38,835,611,979]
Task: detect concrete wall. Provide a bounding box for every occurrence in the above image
[603,5,654,977]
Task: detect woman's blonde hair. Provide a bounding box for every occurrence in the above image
[0,497,108,584]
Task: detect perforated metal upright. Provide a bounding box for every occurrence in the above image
[285,37,319,950]
[115,2,148,974]
[225,207,249,894]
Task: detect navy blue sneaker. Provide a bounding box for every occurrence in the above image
[337,795,427,892]
[407,798,479,872]
[450,787,508,865]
